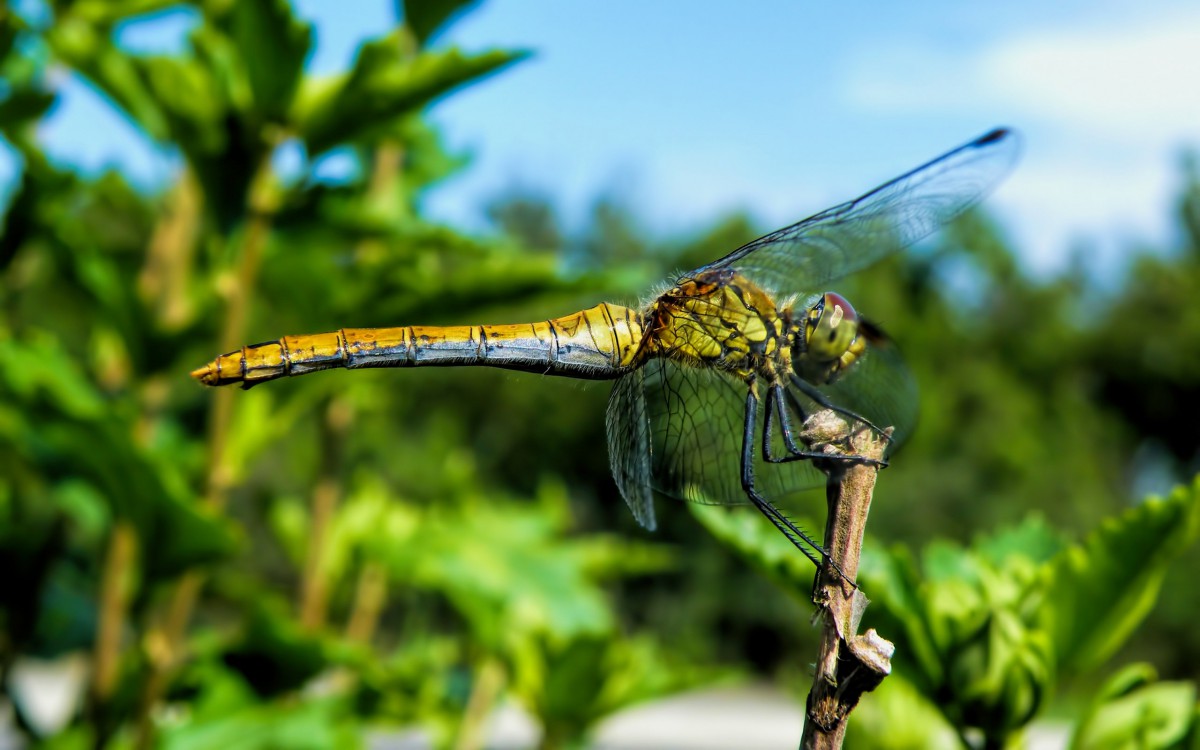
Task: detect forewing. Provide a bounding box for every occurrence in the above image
[696,128,1020,295]
[606,369,657,529]
[641,359,825,505]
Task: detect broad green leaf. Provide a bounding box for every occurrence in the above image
[294,40,526,154]
[0,88,56,129]
[1042,479,1200,674]
[46,20,172,140]
[514,633,722,747]
[974,514,1065,569]
[65,0,185,25]
[0,331,106,419]
[0,333,236,580]
[214,0,312,121]
[687,502,821,597]
[858,533,1056,739]
[859,544,948,693]
[48,16,264,228]
[163,690,361,750]
[845,673,961,750]
[1069,664,1197,750]
[401,0,480,47]
[220,602,332,698]
[373,486,621,653]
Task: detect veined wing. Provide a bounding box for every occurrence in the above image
[791,321,919,446]
[607,369,657,529]
[607,359,827,524]
[606,331,916,527]
[693,128,1019,295]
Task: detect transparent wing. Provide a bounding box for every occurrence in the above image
[694,128,1020,295]
[791,322,919,450]
[617,333,914,518]
[640,359,825,506]
[606,369,657,529]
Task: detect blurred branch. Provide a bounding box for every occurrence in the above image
[299,396,353,631]
[455,656,506,750]
[344,561,388,644]
[135,145,281,749]
[138,169,201,331]
[91,521,136,707]
[801,413,893,750]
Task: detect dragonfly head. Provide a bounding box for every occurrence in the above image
[797,292,861,384]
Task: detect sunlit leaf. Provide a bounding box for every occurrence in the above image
[1069,663,1197,750]
[162,670,361,750]
[214,0,312,122]
[66,0,186,25]
[688,502,821,597]
[401,0,480,47]
[1041,479,1200,674]
[46,20,173,140]
[294,40,526,154]
[845,673,961,750]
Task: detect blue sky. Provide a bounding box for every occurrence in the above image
[19,0,1200,275]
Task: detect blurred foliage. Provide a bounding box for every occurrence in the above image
[698,481,1200,747]
[2,1,1200,749]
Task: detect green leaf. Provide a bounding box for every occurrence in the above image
[1069,664,1197,750]
[0,88,56,130]
[64,0,187,25]
[1041,479,1200,674]
[220,602,332,698]
[858,544,949,694]
[161,664,361,750]
[295,40,526,154]
[47,16,264,228]
[372,484,623,654]
[514,633,722,747]
[0,333,237,581]
[0,331,106,419]
[215,0,312,121]
[46,19,173,141]
[857,533,1057,739]
[687,502,821,597]
[845,673,962,750]
[401,0,480,47]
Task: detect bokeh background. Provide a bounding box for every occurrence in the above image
[2,1,1199,748]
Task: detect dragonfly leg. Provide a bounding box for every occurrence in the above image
[764,383,886,469]
[742,381,836,571]
[788,374,894,444]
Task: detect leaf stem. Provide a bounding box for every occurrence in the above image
[344,561,388,644]
[90,520,136,747]
[134,151,278,749]
[299,397,353,630]
[454,657,506,750]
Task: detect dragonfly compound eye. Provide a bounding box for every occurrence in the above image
[806,292,860,361]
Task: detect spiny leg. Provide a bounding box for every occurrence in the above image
[789,374,894,445]
[765,382,886,469]
[741,378,834,571]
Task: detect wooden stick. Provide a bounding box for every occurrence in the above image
[800,411,895,750]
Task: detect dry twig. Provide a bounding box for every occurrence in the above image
[800,411,895,750]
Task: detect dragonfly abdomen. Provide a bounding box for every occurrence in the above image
[191,303,646,388]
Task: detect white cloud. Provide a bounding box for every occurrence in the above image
[849,8,1200,273]
[981,13,1200,143]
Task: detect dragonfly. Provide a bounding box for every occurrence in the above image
[192,128,1019,569]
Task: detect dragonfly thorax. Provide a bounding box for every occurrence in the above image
[645,269,791,379]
